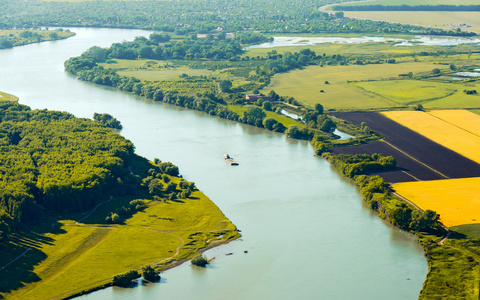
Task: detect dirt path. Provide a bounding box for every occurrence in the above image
[76,196,113,224]
[49,222,233,300]
[383,141,449,179]
[0,248,31,272]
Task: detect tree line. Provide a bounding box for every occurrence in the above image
[323,152,444,234]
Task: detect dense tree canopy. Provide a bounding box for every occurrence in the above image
[0,101,136,247]
[0,0,471,36]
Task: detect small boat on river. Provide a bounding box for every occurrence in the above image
[224,154,239,166]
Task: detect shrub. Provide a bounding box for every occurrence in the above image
[112,270,139,287]
[191,255,208,267]
[142,265,160,281]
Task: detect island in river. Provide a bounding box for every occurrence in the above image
[0,95,239,299]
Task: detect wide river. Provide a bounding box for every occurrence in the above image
[0,28,427,299]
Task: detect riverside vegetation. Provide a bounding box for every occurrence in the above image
[63,28,480,298]
[3,0,480,298]
[0,28,74,49]
[0,96,239,299]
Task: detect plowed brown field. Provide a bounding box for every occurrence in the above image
[331,112,480,183]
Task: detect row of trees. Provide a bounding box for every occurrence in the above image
[320,151,443,233]
[355,175,443,233]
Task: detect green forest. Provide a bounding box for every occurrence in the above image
[0,100,136,248]
[0,0,473,36]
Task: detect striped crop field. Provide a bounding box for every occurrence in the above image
[383,110,480,164]
[393,177,480,227]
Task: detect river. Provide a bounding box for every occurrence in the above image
[0,28,427,299]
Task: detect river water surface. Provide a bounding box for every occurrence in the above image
[0,28,427,299]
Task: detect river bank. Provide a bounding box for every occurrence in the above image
[0,27,427,300]
[0,29,75,49]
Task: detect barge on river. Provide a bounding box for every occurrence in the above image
[224,154,239,166]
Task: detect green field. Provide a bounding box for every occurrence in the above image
[0,91,19,102]
[101,59,214,81]
[353,80,461,104]
[1,156,239,300]
[261,62,443,110]
[424,88,480,109]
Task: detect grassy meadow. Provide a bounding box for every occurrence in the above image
[260,62,442,110]
[353,79,480,108]
[0,91,19,102]
[1,156,239,300]
[393,177,480,227]
[101,59,214,81]
[383,110,480,164]
[424,89,480,109]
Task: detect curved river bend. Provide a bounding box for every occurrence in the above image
[0,28,427,300]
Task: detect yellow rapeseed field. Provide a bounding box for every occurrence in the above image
[427,110,480,137]
[383,110,480,164]
[393,177,480,227]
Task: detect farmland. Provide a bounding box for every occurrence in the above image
[333,0,480,6]
[331,112,480,181]
[393,178,480,227]
[428,110,480,136]
[343,12,480,33]
[261,62,441,110]
[328,141,444,182]
[383,110,480,164]
[353,80,464,105]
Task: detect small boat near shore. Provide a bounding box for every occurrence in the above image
[224,154,239,166]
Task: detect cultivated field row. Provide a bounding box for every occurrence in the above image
[331,112,480,183]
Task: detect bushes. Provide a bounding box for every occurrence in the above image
[93,113,122,129]
[112,270,139,287]
[191,255,208,267]
[324,153,396,178]
[142,265,160,282]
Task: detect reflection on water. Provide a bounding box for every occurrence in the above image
[246,35,480,49]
